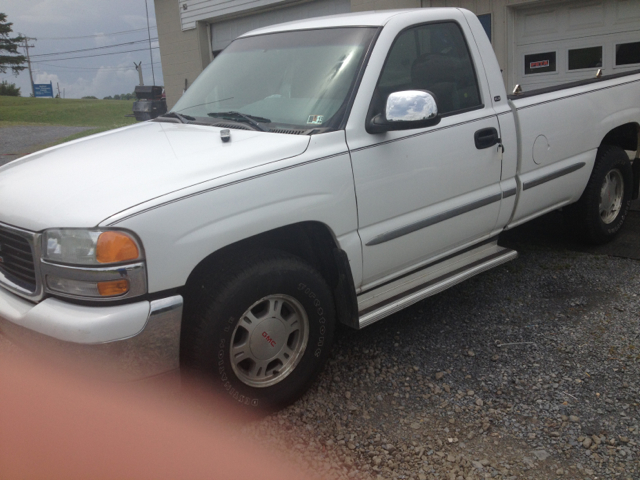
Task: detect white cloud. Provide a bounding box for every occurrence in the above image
[94,34,114,47]
[3,59,161,99]
[10,0,156,29]
[0,0,163,98]
[121,14,150,30]
[29,64,142,98]
[387,91,438,121]
[86,65,140,98]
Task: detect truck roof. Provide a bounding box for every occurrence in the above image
[239,9,458,37]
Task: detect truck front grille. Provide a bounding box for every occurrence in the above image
[0,226,37,292]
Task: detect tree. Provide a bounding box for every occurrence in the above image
[0,13,26,75]
[103,92,136,100]
[0,79,20,96]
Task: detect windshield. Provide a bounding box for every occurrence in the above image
[171,27,378,132]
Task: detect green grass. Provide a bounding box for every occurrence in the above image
[0,96,138,127]
[0,96,138,147]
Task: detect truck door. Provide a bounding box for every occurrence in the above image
[346,21,504,288]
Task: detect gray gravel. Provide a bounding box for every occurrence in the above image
[0,125,93,166]
[244,211,640,480]
[1,211,638,479]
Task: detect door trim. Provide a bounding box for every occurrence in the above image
[522,162,585,191]
[366,193,502,246]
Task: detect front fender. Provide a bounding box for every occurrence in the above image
[106,132,362,293]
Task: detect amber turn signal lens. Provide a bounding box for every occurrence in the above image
[96,232,139,264]
[97,279,130,296]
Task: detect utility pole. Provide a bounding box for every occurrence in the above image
[144,0,156,85]
[134,62,144,86]
[56,82,61,98]
[21,36,37,97]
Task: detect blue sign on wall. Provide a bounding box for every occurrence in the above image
[34,82,54,98]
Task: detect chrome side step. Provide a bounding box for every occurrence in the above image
[357,242,517,329]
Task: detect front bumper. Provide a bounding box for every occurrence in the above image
[0,285,182,382]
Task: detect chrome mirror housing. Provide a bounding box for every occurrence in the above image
[386,90,438,122]
[367,90,440,134]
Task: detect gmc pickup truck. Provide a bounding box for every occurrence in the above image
[1,9,639,409]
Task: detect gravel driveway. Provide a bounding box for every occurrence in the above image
[245,211,639,480]
[0,125,93,166]
[0,182,638,478]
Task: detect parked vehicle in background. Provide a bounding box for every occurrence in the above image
[1,8,639,410]
[133,85,167,121]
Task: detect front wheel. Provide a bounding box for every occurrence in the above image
[564,145,632,244]
[181,250,335,411]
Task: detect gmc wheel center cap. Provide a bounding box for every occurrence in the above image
[249,317,286,360]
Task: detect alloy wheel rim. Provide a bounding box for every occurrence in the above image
[599,169,624,225]
[230,294,309,388]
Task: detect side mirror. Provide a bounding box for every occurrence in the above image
[367,90,440,134]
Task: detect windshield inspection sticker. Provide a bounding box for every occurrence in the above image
[307,115,324,125]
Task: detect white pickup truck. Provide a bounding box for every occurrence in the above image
[1,8,639,409]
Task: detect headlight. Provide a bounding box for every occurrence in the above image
[43,229,142,265]
[40,229,146,301]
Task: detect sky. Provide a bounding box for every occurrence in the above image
[1,0,163,98]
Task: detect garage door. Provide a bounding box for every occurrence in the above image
[512,0,640,93]
[210,0,350,54]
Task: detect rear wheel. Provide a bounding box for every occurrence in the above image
[181,250,335,411]
[564,145,632,244]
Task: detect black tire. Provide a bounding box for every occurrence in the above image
[564,145,632,245]
[181,250,335,411]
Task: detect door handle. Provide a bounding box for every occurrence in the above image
[474,127,500,150]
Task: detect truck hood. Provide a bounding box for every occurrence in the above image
[0,122,310,232]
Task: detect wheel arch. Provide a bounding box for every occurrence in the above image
[181,221,359,330]
[600,122,640,199]
[600,122,639,153]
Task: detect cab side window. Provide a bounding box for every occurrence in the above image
[374,22,482,117]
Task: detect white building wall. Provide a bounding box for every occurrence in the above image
[426,0,640,92]
[210,0,350,52]
[156,0,212,109]
[157,0,640,108]
[179,0,308,30]
[511,1,640,91]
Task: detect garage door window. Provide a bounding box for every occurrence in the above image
[616,41,640,66]
[524,52,556,75]
[568,46,602,70]
[477,14,491,43]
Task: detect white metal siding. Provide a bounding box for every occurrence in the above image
[513,0,640,92]
[209,0,350,52]
[179,0,303,30]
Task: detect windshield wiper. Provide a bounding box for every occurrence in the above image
[207,111,271,132]
[159,111,195,124]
